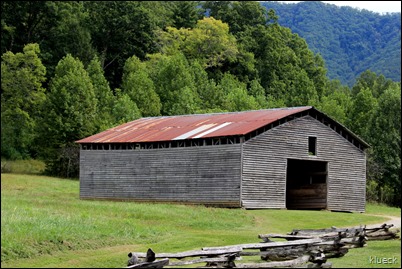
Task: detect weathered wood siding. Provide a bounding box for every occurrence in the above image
[80,145,242,207]
[241,115,366,212]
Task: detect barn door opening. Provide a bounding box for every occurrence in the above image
[286,159,327,210]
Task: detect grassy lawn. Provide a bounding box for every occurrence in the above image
[1,173,400,268]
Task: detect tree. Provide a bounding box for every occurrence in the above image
[155,16,260,83]
[260,1,401,86]
[240,23,325,106]
[170,86,203,115]
[202,1,268,35]
[146,53,201,115]
[156,17,239,69]
[85,1,159,89]
[188,59,222,112]
[36,54,97,177]
[46,2,95,69]
[316,80,352,124]
[122,55,161,117]
[111,89,141,125]
[169,1,202,29]
[1,43,46,159]
[347,87,377,139]
[346,70,393,140]
[352,70,394,98]
[366,83,401,206]
[317,91,351,124]
[1,2,57,54]
[86,56,115,131]
[1,2,95,79]
[218,73,259,111]
[248,79,269,109]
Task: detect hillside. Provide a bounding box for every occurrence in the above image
[260,1,401,86]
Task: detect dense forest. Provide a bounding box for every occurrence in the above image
[260,1,401,86]
[1,1,400,206]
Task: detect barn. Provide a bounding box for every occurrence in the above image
[76,106,369,212]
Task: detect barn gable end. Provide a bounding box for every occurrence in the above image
[242,115,366,212]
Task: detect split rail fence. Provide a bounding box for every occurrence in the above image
[125,223,400,268]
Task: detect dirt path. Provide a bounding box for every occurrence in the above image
[364,214,401,229]
[347,214,401,230]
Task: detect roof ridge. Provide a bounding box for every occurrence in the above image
[76,106,313,144]
[141,106,313,119]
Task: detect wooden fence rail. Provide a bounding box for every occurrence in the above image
[125,223,399,268]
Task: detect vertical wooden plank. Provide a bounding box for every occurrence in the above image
[241,116,366,212]
[80,144,242,207]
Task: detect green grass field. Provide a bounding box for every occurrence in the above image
[1,173,400,268]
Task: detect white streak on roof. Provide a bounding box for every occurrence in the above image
[193,122,232,138]
[173,124,216,140]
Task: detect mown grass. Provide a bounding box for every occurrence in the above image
[332,239,401,268]
[1,173,400,268]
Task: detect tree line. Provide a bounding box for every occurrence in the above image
[1,1,400,206]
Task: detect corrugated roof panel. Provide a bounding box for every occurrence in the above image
[76,106,312,143]
[173,124,216,140]
[193,122,232,138]
[201,121,264,138]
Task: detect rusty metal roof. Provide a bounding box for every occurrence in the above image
[77,106,312,143]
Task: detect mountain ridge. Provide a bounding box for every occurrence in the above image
[260,1,401,86]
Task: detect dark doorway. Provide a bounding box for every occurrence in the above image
[286,159,327,209]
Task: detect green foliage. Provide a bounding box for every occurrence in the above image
[36,54,97,178]
[146,53,201,115]
[86,56,115,131]
[169,1,202,29]
[122,56,161,117]
[345,72,401,207]
[84,1,159,89]
[366,83,401,206]
[347,87,378,139]
[45,54,97,139]
[111,89,141,125]
[1,43,46,159]
[191,17,239,67]
[218,73,259,111]
[46,2,95,68]
[366,179,397,206]
[157,17,239,69]
[260,1,401,86]
[1,2,56,54]
[156,14,258,84]
[188,60,221,112]
[317,94,349,125]
[352,70,395,98]
[317,80,352,124]
[1,2,95,79]
[169,86,202,115]
[203,1,268,35]
[248,79,269,108]
[240,23,325,106]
